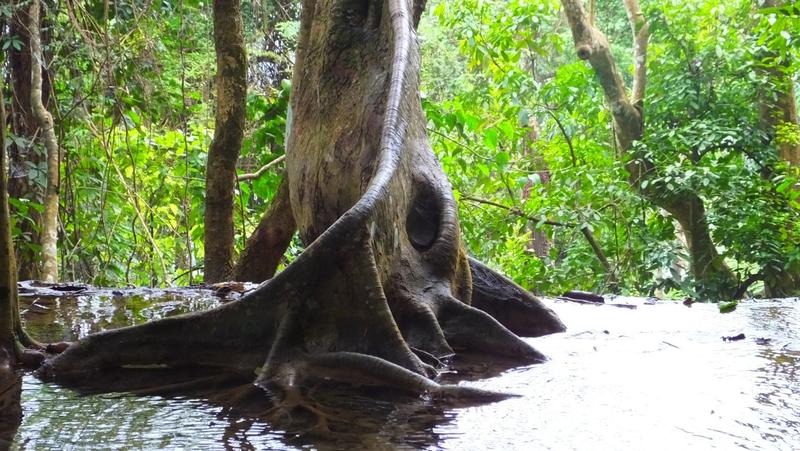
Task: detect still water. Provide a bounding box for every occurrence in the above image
[10,291,800,450]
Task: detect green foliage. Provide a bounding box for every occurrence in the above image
[2,0,291,286]
[421,0,800,299]
[3,0,798,299]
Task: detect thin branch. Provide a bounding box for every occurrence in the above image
[461,196,567,227]
[462,196,615,278]
[237,155,285,182]
[545,109,577,167]
[65,0,99,52]
[579,226,613,275]
[426,127,494,161]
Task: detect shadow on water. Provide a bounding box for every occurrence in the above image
[11,287,800,450]
[0,370,22,449]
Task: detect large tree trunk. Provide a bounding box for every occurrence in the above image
[204,0,248,283]
[8,1,46,281]
[560,0,737,300]
[28,0,59,283]
[39,0,564,412]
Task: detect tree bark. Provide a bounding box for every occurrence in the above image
[231,176,296,282]
[40,0,565,410]
[759,71,800,166]
[1,76,25,438]
[28,0,59,283]
[560,0,737,300]
[204,0,248,283]
[8,1,47,281]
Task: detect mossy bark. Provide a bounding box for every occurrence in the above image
[204,0,248,283]
[40,0,564,407]
[1,74,25,441]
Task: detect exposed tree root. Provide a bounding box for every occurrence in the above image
[469,258,565,337]
[265,351,513,401]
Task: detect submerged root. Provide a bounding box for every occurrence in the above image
[469,258,566,337]
[263,352,515,403]
[37,246,554,403]
[437,294,547,363]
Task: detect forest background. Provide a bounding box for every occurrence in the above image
[1,0,798,301]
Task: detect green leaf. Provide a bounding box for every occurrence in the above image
[483,129,498,149]
[495,151,510,167]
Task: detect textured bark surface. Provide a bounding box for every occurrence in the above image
[39,0,564,418]
[1,80,24,442]
[561,0,736,300]
[28,0,59,283]
[7,2,44,281]
[232,177,295,282]
[204,0,248,283]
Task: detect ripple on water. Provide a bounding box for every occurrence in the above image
[13,294,800,450]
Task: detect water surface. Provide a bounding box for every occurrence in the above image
[12,292,800,450]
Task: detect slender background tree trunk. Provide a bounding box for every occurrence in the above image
[28,0,59,283]
[758,0,800,167]
[204,0,248,283]
[754,0,800,296]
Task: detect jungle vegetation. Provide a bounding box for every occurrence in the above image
[0,0,797,299]
[0,0,798,432]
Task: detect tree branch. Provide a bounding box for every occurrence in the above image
[462,196,566,227]
[462,196,615,278]
[237,155,285,182]
[624,0,649,107]
[560,0,644,151]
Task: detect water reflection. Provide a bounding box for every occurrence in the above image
[12,292,800,449]
[0,371,21,449]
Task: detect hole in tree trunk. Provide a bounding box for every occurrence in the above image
[406,183,442,252]
[338,0,377,28]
